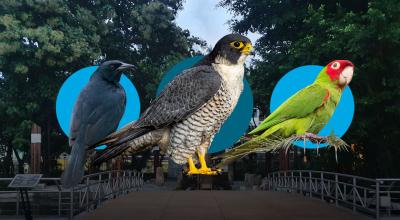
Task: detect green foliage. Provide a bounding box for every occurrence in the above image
[0,0,203,176]
[221,0,400,177]
[0,0,103,176]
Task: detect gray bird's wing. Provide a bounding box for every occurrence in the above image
[69,83,126,146]
[93,66,222,162]
[62,82,126,188]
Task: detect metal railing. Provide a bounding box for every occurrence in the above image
[263,170,400,219]
[0,170,144,219]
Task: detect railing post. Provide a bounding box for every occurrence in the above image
[118,171,120,193]
[321,172,324,201]
[133,171,137,189]
[353,177,356,212]
[16,190,19,216]
[128,171,131,191]
[123,171,126,193]
[98,174,102,205]
[335,174,338,207]
[291,171,294,191]
[268,173,271,190]
[376,180,380,220]
[272,173,275,190]
[107,171,114,193]
[284,171,287,189]
[70,189,74,220]
[278,172,281,189]
[300,172,303,194]
[58,190,61,216]
[309,171,312,198]
[86,177,89,212]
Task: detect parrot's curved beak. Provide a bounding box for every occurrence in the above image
[339,65,354,86]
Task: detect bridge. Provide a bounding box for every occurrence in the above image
[0,170,399,220]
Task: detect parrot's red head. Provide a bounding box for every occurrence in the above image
[325,60,354,87]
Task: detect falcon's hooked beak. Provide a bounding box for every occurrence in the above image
[117,63,135,71]
[241,43,253,55]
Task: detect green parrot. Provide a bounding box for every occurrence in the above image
[215,60,354,167]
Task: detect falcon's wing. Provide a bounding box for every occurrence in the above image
[138,66,222,128]
[93,66,222,159]
[249,84,328,135]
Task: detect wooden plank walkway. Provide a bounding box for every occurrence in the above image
[77,191,372,220]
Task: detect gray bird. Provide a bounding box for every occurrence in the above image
[92,34,252,175]
[61,60,134,188]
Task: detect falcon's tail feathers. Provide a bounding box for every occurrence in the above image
[61,141,86,189]
[92,127,163,166]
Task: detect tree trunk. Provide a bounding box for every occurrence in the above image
[4,143,14,176]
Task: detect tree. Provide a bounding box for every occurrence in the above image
[0,0,203,176]
[221,0,400,177]
[69,0,204,105]
[0,0,103,176]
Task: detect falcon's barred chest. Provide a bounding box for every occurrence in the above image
[167,64,244,164]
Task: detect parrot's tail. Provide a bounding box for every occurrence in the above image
[92,128,167,166]
[61,142,87,188]
[213,136,285,168]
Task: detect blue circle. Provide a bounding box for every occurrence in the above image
[270,65,355,149]
[157,56,254,153]
[56,66,141,149]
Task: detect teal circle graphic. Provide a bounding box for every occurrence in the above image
[56,66,141,149]
[157,56,254,153]
[270,65,355,149]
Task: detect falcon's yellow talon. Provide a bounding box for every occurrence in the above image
[199,169,219,175]
[187,157,199,175]
[198,152,221,175]
[185,152,222,175]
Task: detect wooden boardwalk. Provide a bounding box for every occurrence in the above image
[77,191,372,220]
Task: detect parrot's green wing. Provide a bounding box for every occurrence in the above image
[249,83,329,135]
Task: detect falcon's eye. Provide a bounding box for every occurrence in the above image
[230,41,244,49]
[331,62,340,70]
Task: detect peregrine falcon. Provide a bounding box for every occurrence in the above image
[61,60,134,188]
[92,34,252,175]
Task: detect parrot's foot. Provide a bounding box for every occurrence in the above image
[289,132,349,153]
[304,132,322,142]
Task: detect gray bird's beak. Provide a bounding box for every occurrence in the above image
[117,63,135,71]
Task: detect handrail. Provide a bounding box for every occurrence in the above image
[0,170,144,219]
[262,170,400,220]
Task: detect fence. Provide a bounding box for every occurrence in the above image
[263,170,400,219]
[0,170,144,219]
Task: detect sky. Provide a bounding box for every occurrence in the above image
[175,0,261,49]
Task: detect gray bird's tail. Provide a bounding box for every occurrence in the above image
[61,142,87,188]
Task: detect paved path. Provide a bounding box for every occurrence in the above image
[77,191,372,220]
